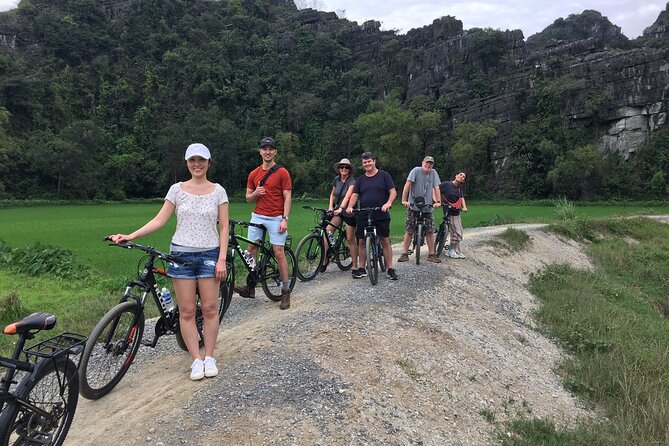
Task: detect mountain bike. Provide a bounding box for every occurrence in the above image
[78,238,233,400]
[434,207,452,258]
[229,219,297,300]
[0,312,86,446]
[295,205,352,281]
[355,207,385,286]
[409,197,434,265]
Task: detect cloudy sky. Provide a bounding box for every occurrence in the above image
[0,0,665,39]
[308,0,665,39]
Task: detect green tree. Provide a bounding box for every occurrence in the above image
[448,120,499,196]
[548,145,605,199]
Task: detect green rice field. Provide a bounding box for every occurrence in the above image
[1,200,668,276]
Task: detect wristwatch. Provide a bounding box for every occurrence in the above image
[281,216,289,221]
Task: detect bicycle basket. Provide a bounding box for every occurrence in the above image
[23,333,87,361]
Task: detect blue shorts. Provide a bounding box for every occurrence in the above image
[167,247,220,279]
[248,213,288,246]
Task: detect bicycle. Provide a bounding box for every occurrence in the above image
[295,205,352,281]
[0,312,86,446]
[229,219,297,300]
[354,207,386,286]
[78,238,234,400]
[434,207,452,258]
[408,197,434,265]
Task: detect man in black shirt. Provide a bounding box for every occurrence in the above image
[346,152,398,280]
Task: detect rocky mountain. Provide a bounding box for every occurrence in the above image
[0,0,668,199]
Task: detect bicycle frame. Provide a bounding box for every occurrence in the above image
[305,206,347,257]
[1,314,85,438]
[228,219,272,286]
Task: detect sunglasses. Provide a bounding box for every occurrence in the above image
[339,166,351,170]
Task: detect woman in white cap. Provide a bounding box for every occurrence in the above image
[110,143,229,381]
[326,158,358,274]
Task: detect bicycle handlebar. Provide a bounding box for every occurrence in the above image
[353,207,382,213]
[229,219,267,230]
[103,237,189,265]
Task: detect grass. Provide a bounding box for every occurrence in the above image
[2,201,667,276]
[500,217,669,446]
[488,227,532,252]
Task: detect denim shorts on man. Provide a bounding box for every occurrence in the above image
[248,212,288,246]
[167,247,220,279]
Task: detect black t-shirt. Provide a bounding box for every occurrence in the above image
[439,181,463,216]
[354,170,395,221]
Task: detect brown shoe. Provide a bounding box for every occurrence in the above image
[427,254,442,264]
[234,285,255,298]
[397,253,410,262]
[279,290,290,310]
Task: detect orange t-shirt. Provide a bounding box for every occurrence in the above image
[247,165,292,217]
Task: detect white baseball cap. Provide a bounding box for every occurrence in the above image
[184,143,211,160]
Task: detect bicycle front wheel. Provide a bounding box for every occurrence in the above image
[261,247,297,301]
[295,233,324,281]
[79,301,144,400]
[415,223,423,265]
[378,241,386,273]
[366,236,379,285]
[435,222,448,257]
[334,234,353,271]
[0,356,79,446]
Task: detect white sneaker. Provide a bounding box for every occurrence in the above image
[190,358,205,381]
[456,252,466,259]
[204,356,218,378]
[448,250,459,258]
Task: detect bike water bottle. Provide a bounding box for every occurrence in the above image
[327,231,335,246]
[243,250,256,269]
[160,287,175,312]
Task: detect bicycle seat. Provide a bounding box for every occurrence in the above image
[3,312,57,335]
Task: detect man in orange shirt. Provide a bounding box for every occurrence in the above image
[237,137,293,309]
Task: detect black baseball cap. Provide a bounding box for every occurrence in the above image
[259,137,277,149]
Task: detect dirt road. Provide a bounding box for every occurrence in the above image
[67,224,595,446]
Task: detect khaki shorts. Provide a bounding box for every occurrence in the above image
[404,208,435,234]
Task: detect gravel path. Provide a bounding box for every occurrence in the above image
[68,224,597,446]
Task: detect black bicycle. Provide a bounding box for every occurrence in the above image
[409,197,434,265]
[354,207,385,286]
[295,205,352,281]
[0,312,86,446]
[78,238,234,400]
[229,219,297,300]
[434,207,452,258]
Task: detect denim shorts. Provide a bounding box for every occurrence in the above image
[167,247,220,279]
[248,212,288,246]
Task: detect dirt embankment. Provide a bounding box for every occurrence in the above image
[68,224,596,446]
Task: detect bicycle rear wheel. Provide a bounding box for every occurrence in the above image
[334,232,353,271]
[79,301,144,400]
[295,233,323,281]
[261,247,297,301]
[0,356,79,446]
[415,223,423,265]
[366,236,379,285]
[435,221,448,257]
[175,259,235,352]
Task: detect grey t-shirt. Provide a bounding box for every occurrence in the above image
[407,167,441,212]
[331,176,356,208]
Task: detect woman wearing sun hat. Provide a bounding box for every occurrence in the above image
[323,158,358,274]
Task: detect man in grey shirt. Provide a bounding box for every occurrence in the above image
[398,156,442,263]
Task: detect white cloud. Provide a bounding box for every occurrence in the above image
[1,0,665,39]
[323,0,666,39]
